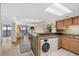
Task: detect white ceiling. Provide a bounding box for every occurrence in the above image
[1,3,79,22]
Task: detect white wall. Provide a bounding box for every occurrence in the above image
[0,20,2,55]
[0,18,12,47]
[0,21,1,45]
[32,21,56,33]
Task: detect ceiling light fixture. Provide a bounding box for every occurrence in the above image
[22,19,43,23]
[45,3,72,16]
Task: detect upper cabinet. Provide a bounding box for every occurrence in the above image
[56,20,64,30]
[56,16,79,30]
[63,18,73,28]
[73,16,79,25]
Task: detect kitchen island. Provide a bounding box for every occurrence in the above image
[29,33,59,56]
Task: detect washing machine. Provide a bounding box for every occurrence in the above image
[40,37,58,56]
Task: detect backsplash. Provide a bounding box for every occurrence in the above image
[64,25,79,35]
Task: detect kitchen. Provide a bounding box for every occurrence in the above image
[0,3,79,56]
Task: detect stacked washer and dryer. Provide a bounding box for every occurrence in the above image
[40,37,58,56]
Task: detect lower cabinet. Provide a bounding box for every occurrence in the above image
[61,37,69,50]
[68,38,79,54]
[61,36,79,54]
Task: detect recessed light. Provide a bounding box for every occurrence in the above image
[45,3,72,16]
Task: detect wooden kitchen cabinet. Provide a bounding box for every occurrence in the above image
[61,36,69,50]
[64,18,73,28]
[68,38,79,54]
[73,16,79,25]
[58,36,62,49]
[56,16,79,30]
[56,20,64,30]
[75,40,79,54]
[61,36,79,54]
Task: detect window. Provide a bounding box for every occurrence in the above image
[21,26,27,35]
[3,25,12,37]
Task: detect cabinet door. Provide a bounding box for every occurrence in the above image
[73,16,79,25]
[61,37,69,49]
[58,36,62,49]
[69,38,79,54]
[64,18,72,28]
[68,38,76,52]
[75,39,79,54]
[56,20,64,30]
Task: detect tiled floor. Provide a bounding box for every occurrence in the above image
[50,49,78,56]
[1,37,33,56]
[0,38,78,56]
[1,43,78,56]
